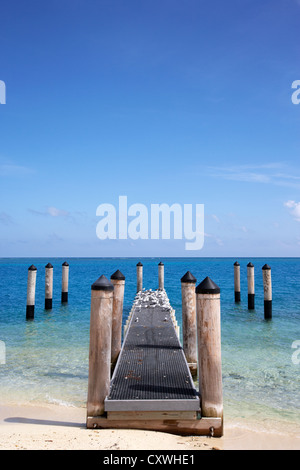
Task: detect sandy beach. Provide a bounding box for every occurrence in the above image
[0,403,299,451]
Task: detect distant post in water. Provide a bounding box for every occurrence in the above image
[181,271,197,376]
[45,263,53,310]
[158,262,164,290]
[136,262,143,292]
[110,270,125,366]
[26,265,37,320]
[87,275,114,419]
[196,277,223,422]
[247,262,255,310]
[262,264,272,320]
[61,261,69,303]
[234,261,241,302]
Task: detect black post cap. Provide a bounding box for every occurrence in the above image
[158,262,164,266]
[181,271,197,283]
[62,261,69,266]
[234,261,240,266]
[111,269,125,280]
[91,275,114,291]
[262,264,271,270]
[247,262,254,267]
[196,276,220,294]
[28,265,37,271]
[136,262,143,266]
[45,263,53,268]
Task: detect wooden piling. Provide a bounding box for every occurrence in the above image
[196,277,223,423]
[158,262,164,290]
[262,264,272,320]
[136,262,143,292]
[234,261,241,302]
[181,271,197,376]
[247,262,255,310]
[61,261,69,303]
[26,265,37,320]
[110,270,125,366]
[87,275,114,418]
[45,263,53,310]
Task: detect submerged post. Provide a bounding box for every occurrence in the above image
[234,261,241,302]
[45,263,53,310]
[110,270,125,366]
[181,271,197,375]
[158,262,164,290]
[196,277,223,422]
[26,265,37,320]
[136,262,143,292]
[247,262,255,310]
[262,264,272,320]
[87,275,114,419]
[61,261,69,303]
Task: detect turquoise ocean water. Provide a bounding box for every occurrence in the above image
[0,258,299,433]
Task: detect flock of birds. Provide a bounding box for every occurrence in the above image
[132,288,172,311]
[123,287,179,338]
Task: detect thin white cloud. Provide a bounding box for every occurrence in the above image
[208,163,300,188]
[47,232,64,242]
[284,200,300,221]
[0,164,35,177]
[204,232,224,246]
[0,211,14,225]
[274,173,300,181]
[28,206,70,218]
[211,214,220,223]
[225,172,270,183]
[47,206,69,217]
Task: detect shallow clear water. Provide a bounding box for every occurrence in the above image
[0,257,299,432]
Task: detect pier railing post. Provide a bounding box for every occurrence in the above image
[136,262,143,292]
[110,270,125,366]
[45,263,53,310]
[196,277,223,422]
[234,261,241,302]
[61,261,69,303]
[158,262,164,290]
[262,264,272,320]
[247,262,255,309]
[87,275,114,419]
[181,271,197,376]
[26,265,37,320]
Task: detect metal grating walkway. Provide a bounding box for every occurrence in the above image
[105,290,200,412]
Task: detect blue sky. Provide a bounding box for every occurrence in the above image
[0,0,300,257]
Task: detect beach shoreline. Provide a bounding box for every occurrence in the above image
[0,402,299,450]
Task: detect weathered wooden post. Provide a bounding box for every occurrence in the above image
[247,262,255,310]
[262,264,272,320]
[61,261,69,303]
[26,265,37,320]
[196,276,223,424]
[181,271,197,376]
[87,275,114,420]
[234,261,241,302]
[0,340,5,365]
[45,263,53,310]
[136,262,143,292]
[110,270,125,366]
[158,262,164,290]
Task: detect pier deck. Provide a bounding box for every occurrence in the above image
[105,289,199,413]
[87,286,223,436]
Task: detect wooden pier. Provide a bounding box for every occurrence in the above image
[86,263,223,437]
